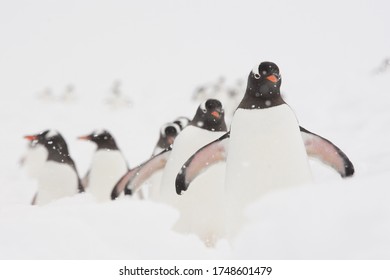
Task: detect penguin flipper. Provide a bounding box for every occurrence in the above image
[126,148,172,194]
[111,148,172,199]
[111,168,140,199]
[176,131,230,195]
[300,126,355,177]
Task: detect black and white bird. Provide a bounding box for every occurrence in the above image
[23,130,83,205]
[175,61,355,238]
[78,129,132,202]
[113,99,228,246]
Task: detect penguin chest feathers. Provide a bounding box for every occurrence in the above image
[87,150,128,201]
[35,161,79,205]
[226,104,312,201]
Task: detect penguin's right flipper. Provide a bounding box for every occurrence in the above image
[176,132,230,195]
[111,148,172,199]
[300,127,355,177]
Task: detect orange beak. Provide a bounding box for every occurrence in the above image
[211,111,220,118]
[77,135,91,140]
[266,74,278,83]
[24,135,37,141]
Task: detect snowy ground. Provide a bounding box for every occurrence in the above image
[0,0,389,259]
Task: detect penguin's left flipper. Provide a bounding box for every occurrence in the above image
[300,127,355,177]
[176,132,230,195]
[111,148,172,199]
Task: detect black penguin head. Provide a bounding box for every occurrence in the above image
[239,61,285,109]
[190,99,227,132]
[78,129,118,150]
[24,130,71,163]
[160,122,181,146]
[248,61,282,95]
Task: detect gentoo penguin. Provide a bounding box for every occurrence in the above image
[23,130,83,205]
[111,118,189,199]
[113,99,228,246]
[78,129,130,202]
[175,61,355,238]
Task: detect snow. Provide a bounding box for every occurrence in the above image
[0,0,390,259]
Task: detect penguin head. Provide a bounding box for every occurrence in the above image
[24,130,71,162]
[191,99,227,131]
[248,61,282,95]
[78,129,118,151]
[173,116,191,130]
[160,122,181,146]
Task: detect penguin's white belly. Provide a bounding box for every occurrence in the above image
[23,145,48,178]
[174,162,226,246]
[87,150,128,202]
[160,126,226,206]
[226,105,312,206]
[35,161,79,205]
[145,170,164,201]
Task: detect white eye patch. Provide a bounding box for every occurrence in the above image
[92,128,106,136]
[199,100,207,112]
[45,130,58,139]
[252,63,261,76]
[175,117,189,128]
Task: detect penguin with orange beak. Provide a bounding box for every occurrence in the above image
[78,129,132,202]
[175,61,355,240]
[23,130,83,205]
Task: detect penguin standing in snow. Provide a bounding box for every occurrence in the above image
[225,62,312,206]
[113,99,227,245]
[176,61,355,238]
[78,129,134,202]
[23,130,83,205]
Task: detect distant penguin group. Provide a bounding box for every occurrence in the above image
[21,61,355,247]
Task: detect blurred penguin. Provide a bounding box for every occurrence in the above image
[23,130,83,205]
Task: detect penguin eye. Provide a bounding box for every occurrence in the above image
[254,73,261,79]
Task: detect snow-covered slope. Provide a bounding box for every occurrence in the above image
[0,0,389,259]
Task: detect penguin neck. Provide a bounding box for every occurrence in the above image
[238,85,285,110]
[45,143,75,166]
